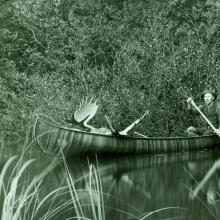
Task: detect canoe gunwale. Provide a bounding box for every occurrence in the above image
[34,115,217,141]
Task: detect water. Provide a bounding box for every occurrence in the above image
[1,138,220,219]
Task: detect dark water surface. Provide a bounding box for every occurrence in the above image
[1,138,220,219]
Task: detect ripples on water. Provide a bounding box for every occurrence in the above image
[1,139,220,220]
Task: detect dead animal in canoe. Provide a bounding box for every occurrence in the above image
[63,97,148,136]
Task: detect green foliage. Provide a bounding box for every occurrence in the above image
[1,0,220,137]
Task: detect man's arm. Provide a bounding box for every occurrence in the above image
[187,97,203,114]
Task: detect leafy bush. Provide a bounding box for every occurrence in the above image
[1,0,220,137]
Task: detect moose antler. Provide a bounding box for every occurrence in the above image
[74,97,99,122]
[63,97,99,128]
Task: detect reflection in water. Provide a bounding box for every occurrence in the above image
[49,150,220,220]
[188,157,220,207]
[1,140,220,219]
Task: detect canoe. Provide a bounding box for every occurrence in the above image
[33,115,220,156]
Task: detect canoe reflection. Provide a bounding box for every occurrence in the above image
[39,149,220,220]
[51,150,218,199]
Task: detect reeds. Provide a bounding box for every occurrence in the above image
[62,153,105,220]
[0,155,64,220]
[0,150,106,220]
[0,144,187,220]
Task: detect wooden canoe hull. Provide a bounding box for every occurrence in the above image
[33,116,220,156]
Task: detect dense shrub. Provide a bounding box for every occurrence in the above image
[1,0,220,137]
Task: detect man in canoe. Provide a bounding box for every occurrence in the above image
[64,97,148,136]
[186,89,220,137]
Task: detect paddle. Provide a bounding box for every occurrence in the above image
[189,99,220,136]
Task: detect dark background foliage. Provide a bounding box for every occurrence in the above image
[1,0,220,137]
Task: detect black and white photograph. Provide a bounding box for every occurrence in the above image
[1,0,220,219]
